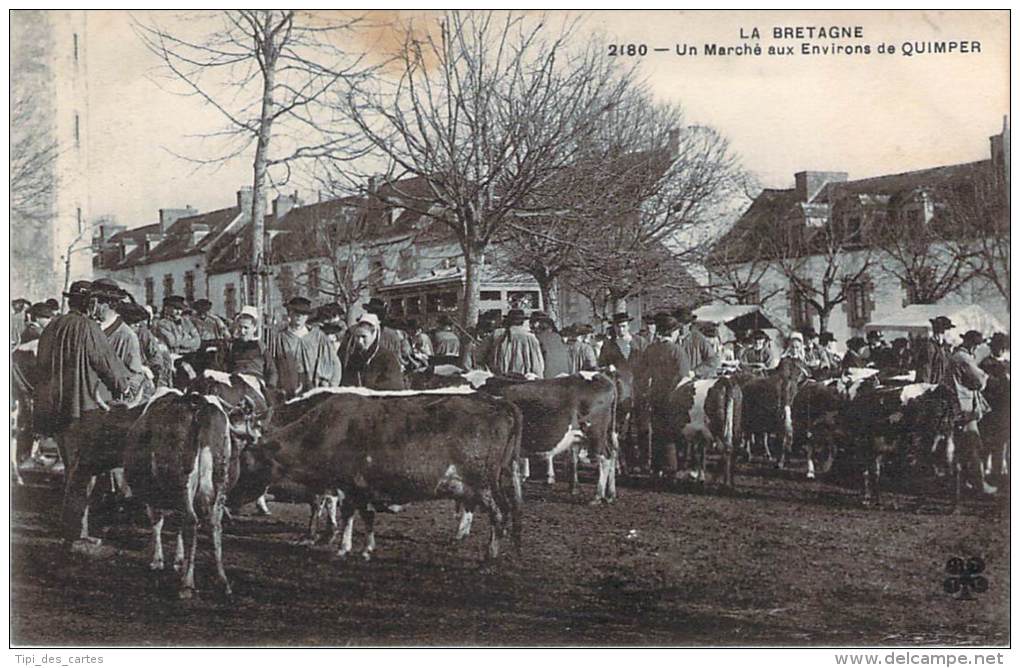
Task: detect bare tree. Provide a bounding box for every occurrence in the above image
[704,236,783,308]
[10,91,58,222]
[764,202,878,332]
[134,10,373,317]
[343,11,633,326]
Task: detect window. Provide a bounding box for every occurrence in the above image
[388,298,405,317]
[405,295,421,315]
[163,274,174,300]
[307,263,320,298]
[844,278,874,330]
[480,290,502,302]
[74,113,80,147]
[144,278,155,306]
[789,280,813,329]
[224,284,237,320]
[276,266,296,303]
[73,33,79,62]
[184,271,196,302]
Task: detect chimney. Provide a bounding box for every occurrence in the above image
[236,187,254,216]
[144,232,164,254]
[667,128,680,155]
[272,191,302,221]
[158,206,198,232]
[367,175,379,194]
[794,171,848,202]
[190,223,211,247]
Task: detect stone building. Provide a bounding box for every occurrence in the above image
[708,123,1009,348]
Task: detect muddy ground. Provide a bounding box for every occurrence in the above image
[10,461,1009,647]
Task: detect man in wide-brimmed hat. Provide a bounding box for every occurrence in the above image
[34,279,138,553]
[841,336,869,372]
[153,294,201,355]
[490,308,544,377]
[19,302,56,344]
[739,329,775,369]
[189,298,230,343]
[598,311,635,368]
[269,296,342,397]
[92,281,150,401]
[949,329,997,494]
[914,315,955,384]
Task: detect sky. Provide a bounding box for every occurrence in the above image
[77,10,1009,229]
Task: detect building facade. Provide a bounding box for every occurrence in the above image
[11,10,92,302]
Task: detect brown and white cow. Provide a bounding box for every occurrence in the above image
[230,388,524,561]
[637,376,742,488]
[123,391,258,598]
[479,372,619,505]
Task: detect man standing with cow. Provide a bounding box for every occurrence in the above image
[914,315,954,384]
[269,296,342,398]
[33,281,140,555]
[949,330,997,495]
[490,308,545,378]
[152,295,201,356]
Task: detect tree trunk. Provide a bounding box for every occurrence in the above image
[538,276,560,327]
[461,243,484,328]
[817,307,830,333]
[249,46,277,327]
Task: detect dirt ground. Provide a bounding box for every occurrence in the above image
[10,461,1009,647]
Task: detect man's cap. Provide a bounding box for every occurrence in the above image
[529,310,548,322]
[653,312,680,334]
[320,322,344,336]
[116,302,151,325]
[506,308,527,325]
[192,299,213,312]
[236,305,259,322]
[285,296,314,315]
[610,312,633,325]
[12,298,31,309]
[670,305,697,324]
[961,330,985,347]
[930,316,955,332]
[818,331,836,345]
[989,332,1009,352]
[577,323,594,335]
[29,302,55,319]
[64,280,93,298]
[163,295,187,309]
[847,336,868,351]
[45,298,60,311]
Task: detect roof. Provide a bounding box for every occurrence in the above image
[712,159,996,264]
[115,206,240,268]
[864,304,1008,344]
[108,223,160,246]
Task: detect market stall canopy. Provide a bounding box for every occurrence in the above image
[864,304,1008,345]
[693,304,784,334]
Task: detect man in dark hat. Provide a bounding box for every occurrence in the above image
[949,330,997,494]
[34,280,138,553]
[866,330,895,371]
[20,302,56,344]
[531,314,569,378]
[598,312,635,368]
[979,333,1010,379]
[841,336,869,372]
[818,331,840,370]
[12,302,57,474]
[739,329,775,369]
[490,308,544,377]
[152,295,201,355]
[121,302,172,388]
[268,296,341,397]
[632,315,657,356]
[914,315,954,384]
[92,281,149,400]
[189,298,230,343]
[563,324,598,375]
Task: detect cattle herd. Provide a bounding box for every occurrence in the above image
[22,356,1010,601]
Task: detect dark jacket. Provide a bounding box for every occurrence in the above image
[227,339,271,380]
[535,329,570,379]
[914,337,950,385]
[342,339,404,390]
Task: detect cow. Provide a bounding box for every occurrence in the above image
[737,358,809,468]
[229,388,524,561]
[790,380,847,479]
[637,376,742,488]
[600,364,635,474]
[122,391,259,598]
[841,382,986,508]
[979,366,1010,483]
[479,372,619,505]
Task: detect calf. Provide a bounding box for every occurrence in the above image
[123,392,258,598]
[230,389,524,561]
[480,372,619,504]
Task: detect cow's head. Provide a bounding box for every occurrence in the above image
[228,439,283,508]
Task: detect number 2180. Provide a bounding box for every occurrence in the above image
[608,44,648,56]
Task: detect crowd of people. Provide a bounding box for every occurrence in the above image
[10,282,1010,510]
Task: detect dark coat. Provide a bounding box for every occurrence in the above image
[342,342,405,390]
[913,337,950,385]
[535,330,570,379]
